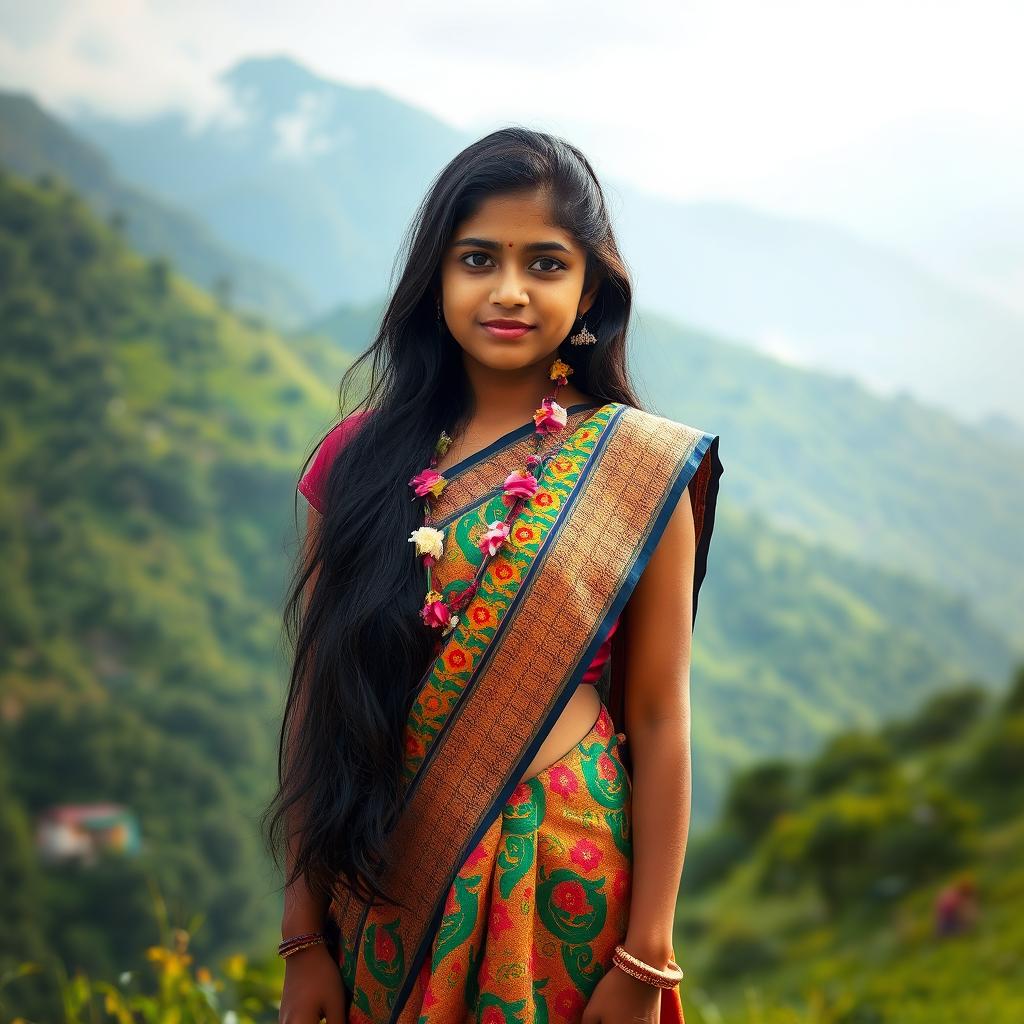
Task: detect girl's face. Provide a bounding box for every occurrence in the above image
[438,187,599,374]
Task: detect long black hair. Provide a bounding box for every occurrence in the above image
[261,126,646,912]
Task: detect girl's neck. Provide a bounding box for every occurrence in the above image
[460,350,595,424]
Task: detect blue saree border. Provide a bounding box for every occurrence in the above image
[386,415,719,1023]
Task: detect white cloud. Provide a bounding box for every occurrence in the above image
[272,89,346,161]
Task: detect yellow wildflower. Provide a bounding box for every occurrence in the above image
[549,358,573,381]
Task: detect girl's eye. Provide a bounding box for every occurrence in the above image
[531,256,566,273]
[458,253,567,273]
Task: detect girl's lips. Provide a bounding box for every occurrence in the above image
[481,322,535,339]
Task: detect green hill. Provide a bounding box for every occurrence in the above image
[0,166,335,980]
[0,89,313,328]
[674,664,1024,1023]
[634,308,1024,641]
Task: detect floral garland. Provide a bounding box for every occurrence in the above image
[407,357,574,636]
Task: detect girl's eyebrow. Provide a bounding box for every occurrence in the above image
[451,236,572,255]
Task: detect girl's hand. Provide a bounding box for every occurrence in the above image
[279,944,348,1024]
[581,962,661,1023]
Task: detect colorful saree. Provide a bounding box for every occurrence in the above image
[316,400,723,1024]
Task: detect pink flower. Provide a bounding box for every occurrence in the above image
[420,594,453,629]
[548,765,579,798]
[552,880,587,915]
[509,782,532,806]
[409,468,448,498]
[598,752,619,781]
[533,397,567,435]
[478,520,510,557]
[502,469,539,501]
[570,838,604,873]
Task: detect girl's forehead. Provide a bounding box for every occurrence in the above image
[457,190,561,230]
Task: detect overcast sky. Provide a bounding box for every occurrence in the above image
[2,0,1022,305]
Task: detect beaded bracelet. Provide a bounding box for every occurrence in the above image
[612,944,685,989]
[278,931,327,959]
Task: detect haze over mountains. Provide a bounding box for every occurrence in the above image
[51,53,1022,430]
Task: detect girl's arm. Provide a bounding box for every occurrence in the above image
[281,503,331,937]
[620,484,697,967]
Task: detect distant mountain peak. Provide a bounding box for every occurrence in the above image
[219,53,331,99]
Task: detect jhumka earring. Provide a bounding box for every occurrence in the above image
[568,315,598,346]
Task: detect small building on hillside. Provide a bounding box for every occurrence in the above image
[35,802,141,864]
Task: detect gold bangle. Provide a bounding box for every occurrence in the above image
[612,944,684,988]
[280,936,326,959]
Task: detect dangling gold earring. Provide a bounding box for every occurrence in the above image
[568,315,597,346]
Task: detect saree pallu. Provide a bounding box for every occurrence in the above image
[323,401,723,1024]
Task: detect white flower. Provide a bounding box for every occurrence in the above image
[408,525,445,559]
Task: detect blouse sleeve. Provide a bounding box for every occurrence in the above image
[298,411,370,515]
[687,433,724,629]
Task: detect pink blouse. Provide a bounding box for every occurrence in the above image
[579,615,619,685]
[298,412,372,515]
[298,412,617,686]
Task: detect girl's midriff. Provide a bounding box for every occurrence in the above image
[516,614,620,784]
[518,683,603,784]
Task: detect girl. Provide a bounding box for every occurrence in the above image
[264,127,724,1024]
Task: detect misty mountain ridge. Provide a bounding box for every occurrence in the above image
[59,52,1023,429]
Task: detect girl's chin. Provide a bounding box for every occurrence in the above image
[458,337,546,360]
[484,344,565,368]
